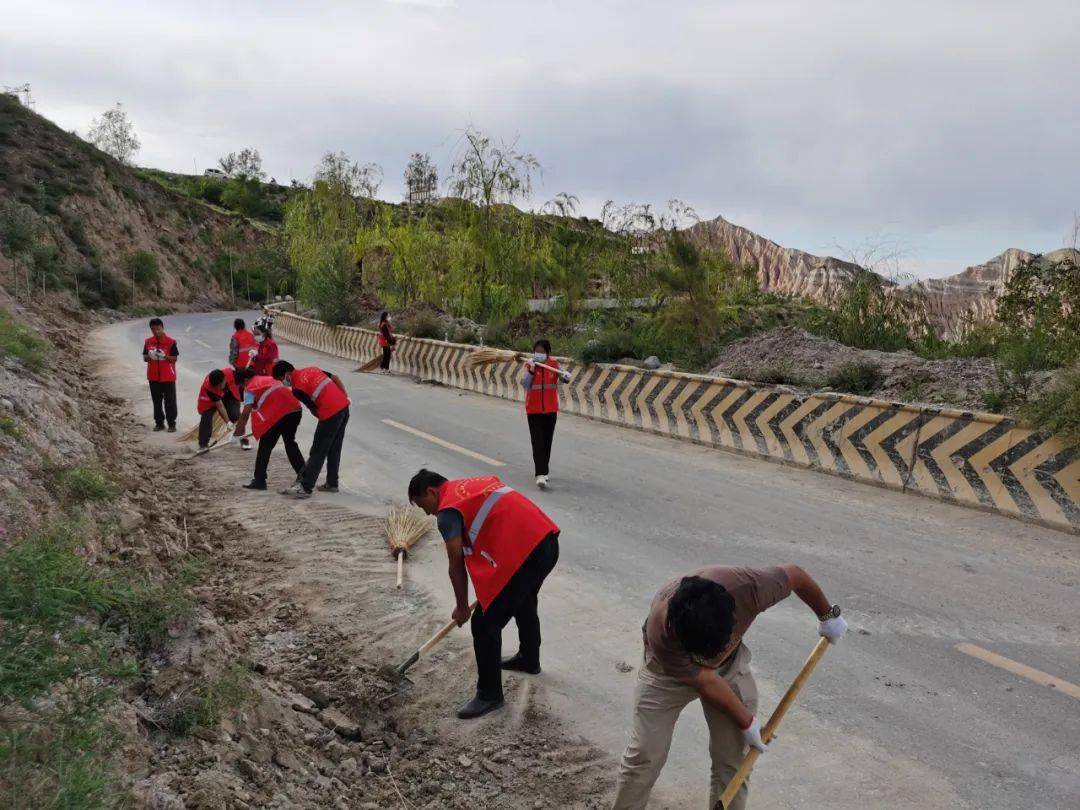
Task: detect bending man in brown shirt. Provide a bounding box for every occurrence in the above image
[612,565,848,810]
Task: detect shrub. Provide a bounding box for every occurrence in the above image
[402,310,444,340]
[577,327,638,364]
[1023,363,1080,445]
[0,415,20,437]
[0,199,38,255]
[159,665,252,735]
[124,250,159,289]
[826,361,884,395]
[805,276,918,352]
[746,363,798,386]
[0,308,48,371]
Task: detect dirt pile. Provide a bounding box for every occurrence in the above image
[709,326,999,411]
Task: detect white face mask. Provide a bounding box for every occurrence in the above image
[533,352,547,362]
[254,335,265,343]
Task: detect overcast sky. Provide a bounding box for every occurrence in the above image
[3,0,1079,279]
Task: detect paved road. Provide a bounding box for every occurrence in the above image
[99,312,1080,809]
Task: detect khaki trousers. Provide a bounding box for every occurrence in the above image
[613,644,758,810]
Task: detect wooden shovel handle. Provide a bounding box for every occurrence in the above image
[397,601,479,675]
[396,552,404,589]
[716,637,831,809]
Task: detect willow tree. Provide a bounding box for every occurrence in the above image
[283,178,360,325]
[447,127,539,318]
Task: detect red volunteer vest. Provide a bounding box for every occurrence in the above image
[246,376,301,439]
[290,366,349,421]
[525,358,560,415]
[250,337,279,376]
[232,329,257,369]
[197,374,226,414]
[221,367,241,401]
[144,335,177,383]
[378,322,394,348]
[437,476,559,609]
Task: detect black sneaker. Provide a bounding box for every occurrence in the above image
[316,483,339,493]
[456,694,504,720]
[501,654,541,675]
[243,480,267,490]
[153,425,165,432]
[166,425,177,433]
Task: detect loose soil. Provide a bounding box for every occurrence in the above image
[709,326,1000,411]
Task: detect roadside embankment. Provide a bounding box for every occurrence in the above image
[268,306,1080,534]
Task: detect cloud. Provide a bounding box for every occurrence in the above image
[1,0,1077,277]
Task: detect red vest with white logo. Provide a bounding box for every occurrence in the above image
[144,335,177,383]
[290,366,349,421]
[232,329,257,369]
[197,373,225,414]
[250,337,279,376]
[246,375,301,439]
[525,359,560,415]
[437,476,559,609]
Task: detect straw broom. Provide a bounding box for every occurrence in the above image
[176,412,231,443]
[385,505,434,588]
[467,347,566,377]
[354,354,382,373]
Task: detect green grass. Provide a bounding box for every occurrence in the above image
[0,415,20,437]
[0,308,48,371]
[826,361,884,396]
[0,516,201,807]
[1024,363,1080,446]
[159,665,253,735]
[48,465,119,504]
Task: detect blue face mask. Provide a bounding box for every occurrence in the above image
[533,353,547,362]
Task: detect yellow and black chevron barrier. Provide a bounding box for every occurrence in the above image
[267,307,1080,535]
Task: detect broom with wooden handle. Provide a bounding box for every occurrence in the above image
[185,432,253,460]
[396,601,479,675]
[714,637,831,809]
[384,505,434,588]
[177,412,231,443]
[467,347,568,378]
[355,354,382,373]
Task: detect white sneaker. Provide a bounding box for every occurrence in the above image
[240,437,252,451]
[281,481,311,499]
[536,475,548,490]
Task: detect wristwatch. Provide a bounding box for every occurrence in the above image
[818,604,841,621]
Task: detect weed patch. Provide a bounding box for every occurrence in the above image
[826,361,884,395]
[48,465,119,504]
[0,309,48,371]
[159,665,253,735]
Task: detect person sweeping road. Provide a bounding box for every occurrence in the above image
[249,316,279,377]
[377,311,396,374]
[143,317,179,433]
[522,339,571,489]
[195,368,241,448]
[408,469,560,720]
[272,361,349,499]
[232,369,305,491]
[612,565,848,810]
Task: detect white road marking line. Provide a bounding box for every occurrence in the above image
[955,642,1080,700]
[382,419,504,467]
[185,326,192,333]
[195,339,213,350]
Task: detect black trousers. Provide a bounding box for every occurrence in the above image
[149,381,178,428]
[527,412,558,476]
[471,532,560,700]
[299,406,349,491]
[254,410,304,485]
[380,346,392,370]
[197,396,240,447]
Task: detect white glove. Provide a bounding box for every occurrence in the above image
[560,371,572,382]
[740,716,768,753]
[247,347,258,358]
[819,615,849,643]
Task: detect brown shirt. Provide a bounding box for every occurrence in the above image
[644,566,792,680]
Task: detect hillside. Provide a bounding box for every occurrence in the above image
[0,95,279,311]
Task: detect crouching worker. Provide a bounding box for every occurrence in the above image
[196,368,240,448]
[232,370,306,491]
[612,565,848,810]
[272,361,349,499]
[408,469,560,720]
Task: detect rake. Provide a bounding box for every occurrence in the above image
[714,637,831,809]
[467,347,565,377]
[176,412,231,443]
[385,505,434,588]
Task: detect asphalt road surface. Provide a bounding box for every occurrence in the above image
[98,311,1080,809]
